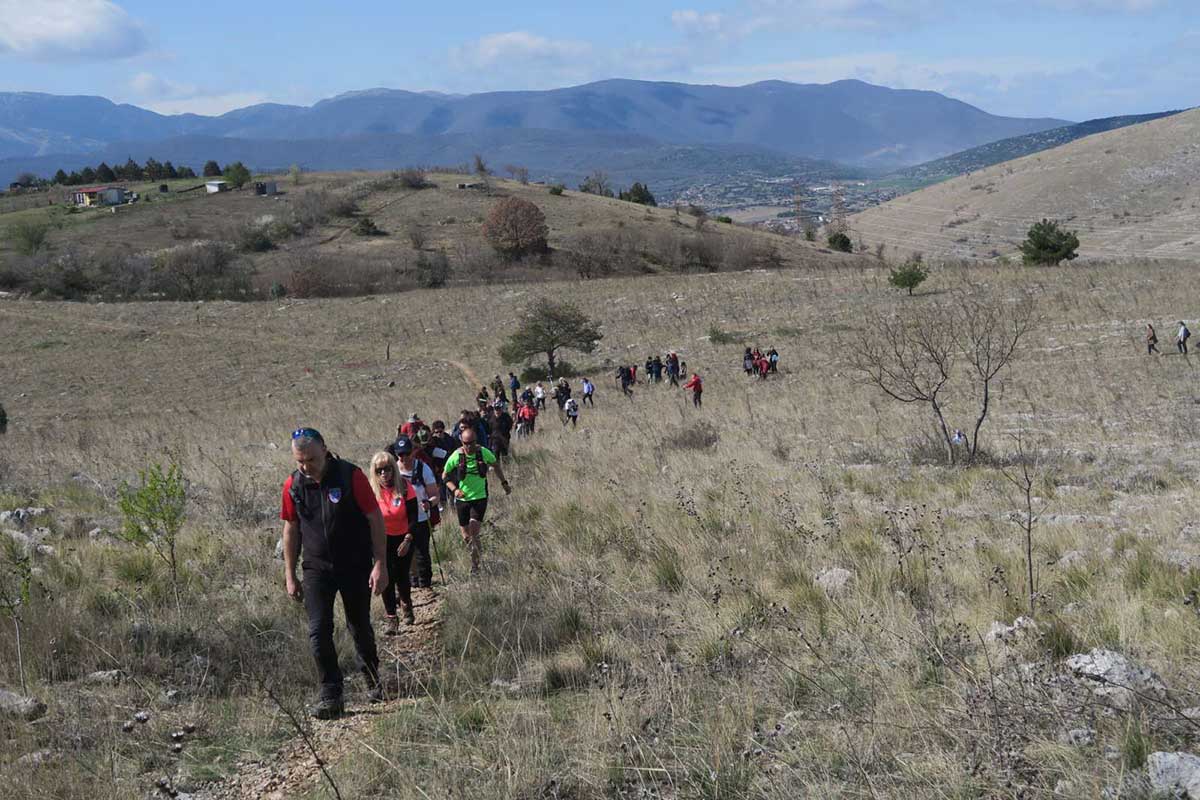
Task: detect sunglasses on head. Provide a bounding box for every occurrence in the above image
[292,427,323,442]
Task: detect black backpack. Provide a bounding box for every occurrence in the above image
[453,447,489,483]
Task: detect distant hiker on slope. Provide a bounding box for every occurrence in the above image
[768,347,779,373]
[281,428,387,718]
[392,435,440,593]
[683,372,704,408]
[1176,321,1190,355]
[581,377,595,407]
[508,372,521,405]
[563,397,580,428]
[443,427,511,575]
[1146,324,1159,355]
[534,382,547,410]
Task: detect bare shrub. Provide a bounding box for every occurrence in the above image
[4,218,52,255]
[680,232,724,272]
[396,168,429,189]
[149,241,252,300]
[482,197,549,258]
[663,421,720,451]
[504,164,530,184]
[724,233,780,271]
[291,189,359,231]
[416,250,451,288]
[405,221,428,250]
[567,231,616,280]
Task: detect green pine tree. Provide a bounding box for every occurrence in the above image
[1020,219,1080,265]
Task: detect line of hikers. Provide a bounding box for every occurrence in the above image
[1146,322,1191,355]
[281,408,512,719]
[742,347,780,379]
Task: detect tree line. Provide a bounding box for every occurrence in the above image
[21,158,257,188]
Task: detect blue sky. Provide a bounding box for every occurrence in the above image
[0,0,1196,120]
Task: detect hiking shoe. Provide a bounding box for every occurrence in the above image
[383,615,400,636]
[308,696,344,720]
[402,604,415,626]
[367,682,387,704]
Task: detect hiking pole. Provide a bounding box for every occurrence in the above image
[430,526,448,587]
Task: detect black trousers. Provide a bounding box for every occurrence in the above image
[408,520,433,587]
[382,537,414,615]
[302,568,380,700]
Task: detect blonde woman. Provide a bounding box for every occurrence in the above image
[367,452,419,632]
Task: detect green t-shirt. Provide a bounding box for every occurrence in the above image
[443,446,497,501]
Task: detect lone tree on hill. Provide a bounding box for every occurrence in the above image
[223,162,252,189]
[500,298,602,378]
[1020,219,1079,265]
[203,160,222,178]
[888,254,928,295]
[483,196,549,258]
[578,171,614,197]
[619,182,657,206]
[827,231,853,253]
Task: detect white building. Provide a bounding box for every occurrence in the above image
[205,180,230,194]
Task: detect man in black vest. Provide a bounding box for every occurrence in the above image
[281,428,388,719]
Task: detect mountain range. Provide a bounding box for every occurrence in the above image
[0,78,1068,172]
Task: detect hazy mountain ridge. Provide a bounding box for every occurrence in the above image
[0,79,1069,168]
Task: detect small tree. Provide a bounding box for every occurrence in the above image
[118,462,187,599]
[52,169,68,186]
[95,162,116,183]
[203,160,222,178]
[177,166,197,179]
[500,298,602,377]
[483,196,549,258]
[473,153,490,177]
[888,255,928,295]
[223,161,252,189]
[619,182,657,206]
[5,219,52,256]
[1020,219,1079,265]
[827,231,853,253]
[579,171,613,197]
[289,164,304,185]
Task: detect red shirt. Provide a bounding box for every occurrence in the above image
[375,481,417,536]
[280,465,376,522]
[683,375,703,392]
[400,421,428,439]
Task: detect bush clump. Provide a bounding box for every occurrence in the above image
[827,231,853,253]
[483,196,549,258]
[353,217,384,236]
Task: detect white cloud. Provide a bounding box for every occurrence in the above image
[451,31,591,70]
[126,72,266,116]
[0,0,149,60]
[671,9,729,36]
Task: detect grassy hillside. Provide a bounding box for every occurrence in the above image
[849,107,1200,262]
[883,110,1187,191]
[1,260,1198,798]
[0,169,862,299]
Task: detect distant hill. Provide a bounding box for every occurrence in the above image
[886,110,1189,189]
[0,130,861,202]
[0,79,1069,169]
[849,108,1200,261]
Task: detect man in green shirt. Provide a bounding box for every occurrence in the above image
[443,427,510,574]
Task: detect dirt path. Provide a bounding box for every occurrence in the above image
[196,588,441,800]
[445,358,482,392]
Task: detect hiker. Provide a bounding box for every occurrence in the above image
[443,427,511,574]
[666,353,680,387]
[1146,324,1159,355]
[743,348,754,376]
[399,413,427,440]
[563,397,580,428]
[368,451,419,632]
[768,348,779,373]
[492,404,514,457]
[453,409,490,448]
[508,372,521,405]
[629,364,638,384]
[281,428,387,718]
[645,357,654,384]
[393,436,440,593]
[476,386,490,407]
[756,354,770,380]
[683,372,703,408]
[516,401,537,437]
[617,366,634,400]
[581,377,595,407]
[652,355,663,383]
[534,382,547,410]
[491,375,506,401]
[1177,321,1190,355]
[554,378,572,409]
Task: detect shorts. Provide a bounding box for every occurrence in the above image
[456,497,489,527]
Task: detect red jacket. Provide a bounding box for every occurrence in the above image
[683,375,702,392]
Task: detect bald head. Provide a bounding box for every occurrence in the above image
[460,427,477,446]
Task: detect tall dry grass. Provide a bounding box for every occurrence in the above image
[0,258,1198,797]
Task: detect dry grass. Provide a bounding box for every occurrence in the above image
[0,258,1198,798]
